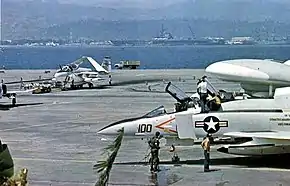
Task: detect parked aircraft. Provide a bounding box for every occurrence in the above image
[52,56,111,88]
[205,58,290,98]
[0,82,36,106]
[97,80,238,146]
[175,86,290,156]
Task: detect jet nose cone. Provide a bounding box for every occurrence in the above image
[97,128,114,136]
[97,124,122,136]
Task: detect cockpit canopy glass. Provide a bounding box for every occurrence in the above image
[70,64,78,69]
[142,105,166,118]
[204,78,219,95]
[166,82,189,102]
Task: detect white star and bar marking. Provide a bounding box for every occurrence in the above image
[195,116,228,133]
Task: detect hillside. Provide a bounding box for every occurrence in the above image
[42,19,290,40]
[3,0,290,40]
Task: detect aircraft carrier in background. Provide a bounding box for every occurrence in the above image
[1,25,261,47]
[110,25,256,46]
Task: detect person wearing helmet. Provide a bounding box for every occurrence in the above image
[148,131,161,172]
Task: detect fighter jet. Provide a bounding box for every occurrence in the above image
[97,81,200,145]
[205,58,290,98]
[52,56,111,88]
[97,80,238,146]
[175,86,290,156]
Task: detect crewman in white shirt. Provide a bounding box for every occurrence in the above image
[197,77,208,113]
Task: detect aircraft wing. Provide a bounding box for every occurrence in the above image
[69,57,85,66]
[7,88,37,95]
[223,131,290,140]
[217,131,290,155]
[85,57,109,74]
[5,78,52,85]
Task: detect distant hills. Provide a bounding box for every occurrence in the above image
[3,0,290,40]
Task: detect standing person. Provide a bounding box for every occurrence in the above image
[0,80,2,99]
[148,132,161,172]
[197,77,208,113]
[208,93,222,111]
[108,74,112,86]
[1,80,7,96]
[201,134,211,172]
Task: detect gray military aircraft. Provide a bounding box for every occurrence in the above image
[175,86,290,156]
[52,56,110,88]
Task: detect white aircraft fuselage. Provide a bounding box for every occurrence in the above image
[53,56,109,87]
[205,59,290,98]
[98,86,290,156]
[175,87,290,156]
[97,107,201,139]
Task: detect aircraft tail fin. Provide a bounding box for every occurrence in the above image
[84,56,109,74]
[101,56,112,73]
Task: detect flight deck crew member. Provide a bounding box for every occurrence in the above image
[208,93,221,111]
[197,78,208,113]
[108,74,112,85]
[148,131,161,172]
[201,134,211,172]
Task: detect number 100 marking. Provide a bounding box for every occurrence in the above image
[138,124,152,133]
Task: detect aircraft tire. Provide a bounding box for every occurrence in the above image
[12,98,16,106]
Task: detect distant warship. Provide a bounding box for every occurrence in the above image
[110,24,226,46]
[150,24,225,46]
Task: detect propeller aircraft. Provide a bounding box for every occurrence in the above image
[52,56,111,88]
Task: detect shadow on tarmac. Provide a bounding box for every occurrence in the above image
[0,103,43,111]
[115,154,290,169]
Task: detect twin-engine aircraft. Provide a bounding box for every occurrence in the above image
[98,85,290,156]
[98,73,290,156]
[97,80,237,146]
[205,58,290,98]
[52,56,111,88]
[176,86,290,156]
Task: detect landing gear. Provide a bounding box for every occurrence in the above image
[172,153,180,163]
[88,83,93,88]
[269,84,273,97]
[170,145,180,163]
[11,94,16,106]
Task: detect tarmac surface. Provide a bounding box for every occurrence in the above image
[0,69,290,186]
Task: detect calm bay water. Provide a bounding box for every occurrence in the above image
[1,45,290,69]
